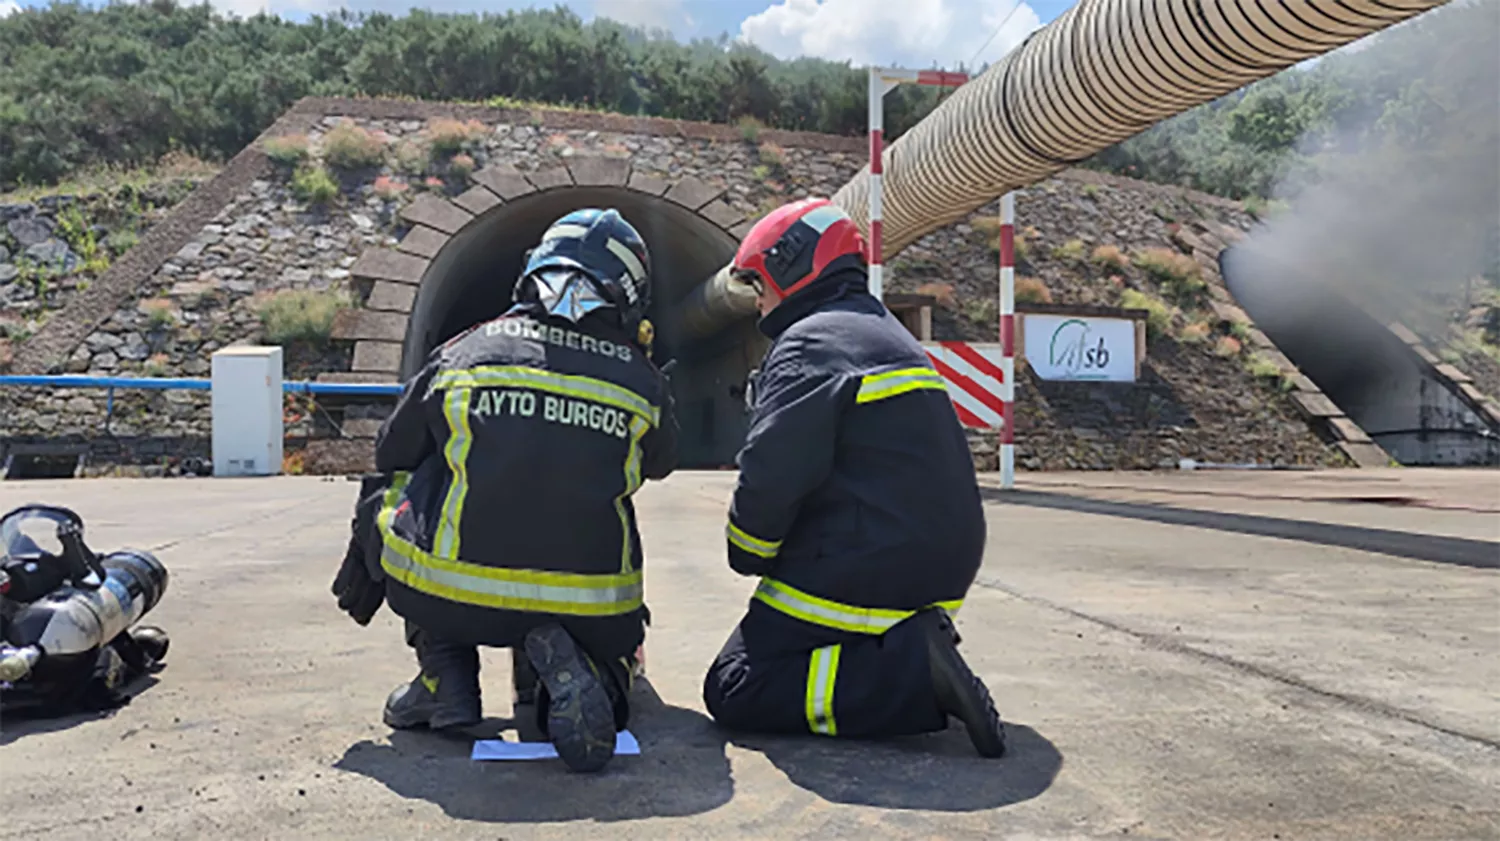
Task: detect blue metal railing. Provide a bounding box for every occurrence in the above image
[0,374,402,436]
[0,375,403,396]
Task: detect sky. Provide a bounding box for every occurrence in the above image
[0,0,1082,71]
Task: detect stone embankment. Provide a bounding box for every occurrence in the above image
[889,172,1356,470]
[0,98,1377,473]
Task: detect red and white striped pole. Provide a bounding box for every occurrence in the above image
[998,192,1016,489]
[867,66,967,301]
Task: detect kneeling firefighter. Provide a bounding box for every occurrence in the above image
[701,198,1005,757]
[332,208,679,772]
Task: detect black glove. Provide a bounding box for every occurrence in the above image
[331,475,394,625]
[332,529,385,625]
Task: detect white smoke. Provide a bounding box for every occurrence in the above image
[1228,0,1500,338]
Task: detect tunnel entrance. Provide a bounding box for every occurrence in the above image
[402,187,767,468]
[1220,247,1500,466]
[0,443,87,480]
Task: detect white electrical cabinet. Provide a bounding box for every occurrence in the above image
[211,346,284,477]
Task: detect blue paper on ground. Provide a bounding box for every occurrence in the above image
[471,730,640,761]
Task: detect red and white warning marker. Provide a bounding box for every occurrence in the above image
[866,64,1015,487]
[996,192,1017,489]
[923,342,1009,431]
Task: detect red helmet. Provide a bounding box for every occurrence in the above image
[730,198,868,301]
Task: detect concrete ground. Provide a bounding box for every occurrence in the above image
[0,470,1496,840]
[983,467,1500,539]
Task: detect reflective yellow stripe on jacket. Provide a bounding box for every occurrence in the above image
[614,414,652,573]
[377,485,643,617]
[432,365,660,425]
[856,366,947,405]
[427,364,660,574]
[434,387,474,559]
[754,577,962,635]
[727,520,782,559]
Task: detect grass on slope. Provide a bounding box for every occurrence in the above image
[0,152,221,204]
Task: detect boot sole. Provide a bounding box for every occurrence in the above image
[383,707,481,731]
[925,616,1007,759]
[524,626,617,773]
[382,685,481,731]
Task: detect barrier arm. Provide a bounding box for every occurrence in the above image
[867,67,968,302]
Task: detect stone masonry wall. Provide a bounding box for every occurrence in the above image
[0,173,393,448]
[2,182,200,363]
[1,96,1383,473]
[0,99,864,469]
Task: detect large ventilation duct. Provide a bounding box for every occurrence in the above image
[674,266,758,340]
[831,0,1450,259]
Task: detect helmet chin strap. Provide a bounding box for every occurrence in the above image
[636,319,655,354]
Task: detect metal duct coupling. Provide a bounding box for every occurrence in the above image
[676,266,760,340]
[829,0,1450,261]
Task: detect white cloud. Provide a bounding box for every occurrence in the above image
[591,0,687,31]
[0,0,20,18]
[739,0,1042,70]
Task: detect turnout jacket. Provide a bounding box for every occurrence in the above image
[727,268,987,637]
[372,308,678,649]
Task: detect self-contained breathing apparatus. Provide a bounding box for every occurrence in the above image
[0,505,170,718]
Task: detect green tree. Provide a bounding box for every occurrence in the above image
[0,0,1492,198]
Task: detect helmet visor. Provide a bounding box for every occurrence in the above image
[0,508,69,563]
[528,266,614,323]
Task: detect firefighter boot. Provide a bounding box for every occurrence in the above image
[916,607,1006,758]
[523,623,618,773]
[383,640,482,731]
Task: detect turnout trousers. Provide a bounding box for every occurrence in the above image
[401,618,637,731]
[349,473,641,728]
[703,600,948,738]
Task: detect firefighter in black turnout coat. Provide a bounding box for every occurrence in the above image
[331,208,679,773]
[702,198,1005,757]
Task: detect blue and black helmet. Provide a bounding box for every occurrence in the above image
[514,208,652,335]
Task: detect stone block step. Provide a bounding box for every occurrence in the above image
[1338,440,1391,468]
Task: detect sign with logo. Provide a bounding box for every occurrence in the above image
[1022,314,1139,382]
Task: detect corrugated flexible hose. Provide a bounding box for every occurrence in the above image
[678,0,1449,337]
[832,0,1450,258]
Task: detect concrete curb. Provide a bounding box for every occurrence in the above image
[980,486,1500,569]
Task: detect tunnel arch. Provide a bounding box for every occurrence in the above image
[373,171,769,468]
[1220,245,1500,466]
